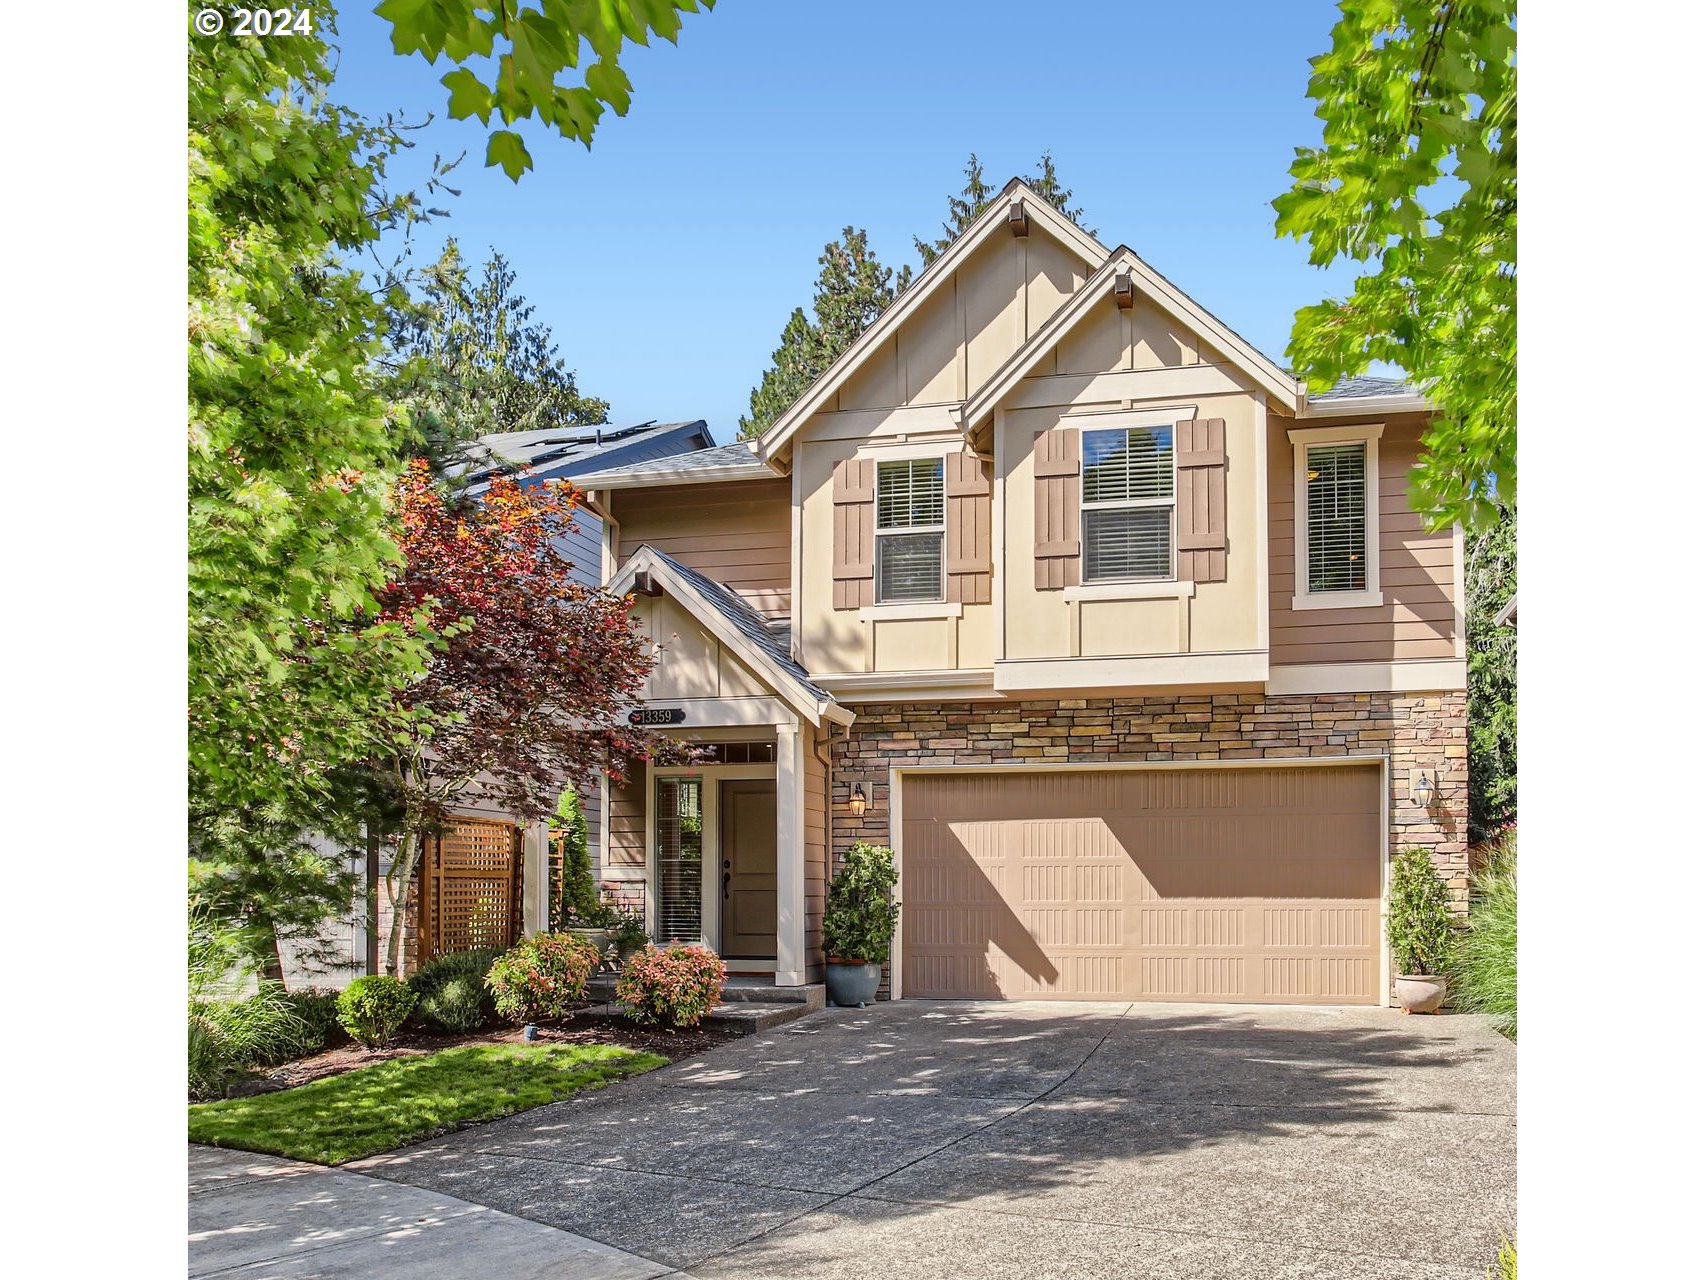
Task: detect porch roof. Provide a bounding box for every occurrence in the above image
[611,547,853,728]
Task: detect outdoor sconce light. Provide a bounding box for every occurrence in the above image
[849,783,868,816]
[1413,769,1435,808]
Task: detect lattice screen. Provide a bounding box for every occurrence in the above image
[419,817,522,962]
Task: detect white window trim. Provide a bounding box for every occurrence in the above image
[857,601,963,621]
[1080,414,1180,585]
[1288,423,1385,611]
[874,454,947,605]
[1063,579,1195,603]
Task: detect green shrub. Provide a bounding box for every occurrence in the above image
[607,910,648,955]
[822,842,901,963]
[1387,847,1455,976]
[486,932,601,1023]
[409,948,503,1034]
[337,975,418,1048]
[278,988,348,1059]
[552,787,604,928]
[616,943,725,1028]
[1452,833,1517,1039]
[188,918,307,1100]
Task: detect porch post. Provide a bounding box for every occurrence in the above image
[521,819,551,936]
[775,720,807,985]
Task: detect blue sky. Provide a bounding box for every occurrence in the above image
[328,1,1372,442]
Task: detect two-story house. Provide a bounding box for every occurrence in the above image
[572,180,1465,1007]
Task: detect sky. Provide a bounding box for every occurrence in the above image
[327,1,1377,443]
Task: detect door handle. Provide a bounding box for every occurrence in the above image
[722,864,732,899]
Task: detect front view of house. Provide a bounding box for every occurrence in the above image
[572,180,1466,1006]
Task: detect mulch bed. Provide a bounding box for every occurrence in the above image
[258,1008,736,1092]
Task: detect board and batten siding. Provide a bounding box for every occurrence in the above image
[1267,414,1457,665]
[615,478,792,618]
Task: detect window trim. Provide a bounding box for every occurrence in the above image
[1079,416,1179,584]
[874,454,947,605]
[1288,423,1384,611]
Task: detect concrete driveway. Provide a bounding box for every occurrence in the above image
[354,1002,1516,1278]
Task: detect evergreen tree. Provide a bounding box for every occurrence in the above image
[1466,506,1517,841]
[913,151,1095,268]
[738,227,903,438]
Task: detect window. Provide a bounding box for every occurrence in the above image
[1081,425,1175,581]
[653,776,703,944]
[1305,443,1368,592]
[1288,423,1383,609]
[875,457,944,602]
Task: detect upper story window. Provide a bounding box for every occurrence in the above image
[1082,425,1175,581]
[875,457,945,603]
[1305,443,1368,592]
[1289,423,1384,610]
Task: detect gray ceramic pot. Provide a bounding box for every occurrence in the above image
[1395,974,1448,1014]
[825,960,882,1008]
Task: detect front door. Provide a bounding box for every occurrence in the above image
[719,780,777,958]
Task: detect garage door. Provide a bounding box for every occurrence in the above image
[900,765,1383,1005]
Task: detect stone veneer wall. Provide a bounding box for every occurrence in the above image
[828,691,1468,998]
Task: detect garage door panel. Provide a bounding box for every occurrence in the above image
[902,765,1383,1005]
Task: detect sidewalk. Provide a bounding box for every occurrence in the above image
[189,1145,678,1279]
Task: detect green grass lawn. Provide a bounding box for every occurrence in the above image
[188,1042,666,1164]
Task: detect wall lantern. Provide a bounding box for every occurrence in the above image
[848,782,868,816]
[1412,769,1435,808]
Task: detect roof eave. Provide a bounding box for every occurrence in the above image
[570,461,779,491]
[1295,392,1435,418]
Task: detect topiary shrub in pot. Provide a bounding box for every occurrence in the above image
[1387,847,1456,1013]
[485,932,602,1024]
[616,943,726,1028]
[822,842,901,1008]
[337,975,418,1048]
[408,947,504,1034]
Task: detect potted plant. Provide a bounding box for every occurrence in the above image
[822,842,901,1008]
[606,910,649,970]
[1387,847,1455,1013]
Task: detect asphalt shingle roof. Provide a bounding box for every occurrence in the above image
[571,441,766,486]
[646,549,831,706]
[1308,374,1421,401]
[450,420,713,484]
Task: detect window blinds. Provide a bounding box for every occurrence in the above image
[1083,426,1174,503]
[653,777,703,944]
[876,458,945,602]
[1081,426,1175,581]
[1306,443,1368,592]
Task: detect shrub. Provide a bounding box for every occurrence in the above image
[278,988,348,1059]
[485,932,601,1023]
[1387,847,1456,976]
[409,948,503,1034]
[552,786,604,928]
[337,975,417,1048]
[608,910,648,955]
[187,919,307,1100]
[616,944,725,1028]
[1452,833,1517,1039]
[822,842,901,963]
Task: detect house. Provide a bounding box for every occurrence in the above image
[285,420,717,986]
[570,179,1467,1006]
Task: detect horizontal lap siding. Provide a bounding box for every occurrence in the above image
[616,478,792,617]
[1269,415,1457,665]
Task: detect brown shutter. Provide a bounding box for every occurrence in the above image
[945,451,992,605]
[832,457,875,609]
[1175,417,1227,583]
[1033,427,1081,590]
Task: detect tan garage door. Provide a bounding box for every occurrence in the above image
[900,765,1383,1005]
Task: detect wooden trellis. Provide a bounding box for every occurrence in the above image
[418,817,523,963]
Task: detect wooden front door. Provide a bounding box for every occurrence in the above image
[719,780,777,958]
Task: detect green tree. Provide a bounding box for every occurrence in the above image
[738,227,904,438]
[914,151,1094,268]
[1273,0,1516,531]
[386,238,609,472]
[1466,506,1516,841]
[376,0,716,180]
[189,6,434,844]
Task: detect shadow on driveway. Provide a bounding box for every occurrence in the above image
[354,1002,1515,1279]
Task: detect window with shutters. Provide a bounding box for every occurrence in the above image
[1288,423,1384,610]
[1081,425,1175,581]
[875,457,945,603]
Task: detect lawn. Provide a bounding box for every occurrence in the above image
[188,1042,666,1164]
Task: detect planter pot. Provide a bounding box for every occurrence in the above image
[566,926,614,951]
[825,960,882,1008]
[1395,974,1448,1014]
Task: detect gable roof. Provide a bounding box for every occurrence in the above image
[452,420,716,494]
[956,246,1301,436]
[753,178,1109,466]
[1296,373,1433,417]
[572,441,775,491]
[609,546,853,728]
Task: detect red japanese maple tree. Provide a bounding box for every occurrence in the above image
[374,460,660,973]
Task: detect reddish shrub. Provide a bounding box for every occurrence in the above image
[615,944,726,1028]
